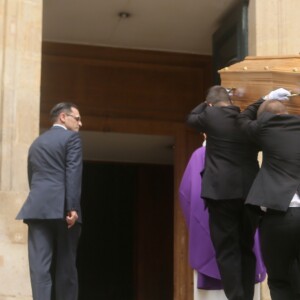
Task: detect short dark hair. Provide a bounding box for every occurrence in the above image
[50,102,78,122]
[206,85,231,105]
[257,100,288,117]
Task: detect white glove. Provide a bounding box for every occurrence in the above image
[264,88,291,101]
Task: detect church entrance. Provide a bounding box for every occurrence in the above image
[77,161,174,300]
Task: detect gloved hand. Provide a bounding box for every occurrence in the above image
[264,88,291,101]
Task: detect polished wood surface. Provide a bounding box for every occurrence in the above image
[41,42,212,128]
[219,55,300,112]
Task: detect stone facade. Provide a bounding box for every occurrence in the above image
[0,0,42,299]
[248,0,300,56]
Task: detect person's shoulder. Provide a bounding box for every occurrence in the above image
[191,146,205,157]
[43,127,80,144]
[50,126,78,135]
[217,105,241,115]
[61,130,81,144]
[277,113,300,125]
[189,146,205,163]
[257,111,275,122]
[259,112,294,121]
[226,105,240,112]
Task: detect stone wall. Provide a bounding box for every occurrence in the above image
[0,0,42,299]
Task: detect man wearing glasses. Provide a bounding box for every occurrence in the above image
[17,102,83,300]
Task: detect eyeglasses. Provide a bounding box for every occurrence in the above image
[66,114,81,122]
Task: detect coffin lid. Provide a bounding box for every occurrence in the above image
[219,55,300,113]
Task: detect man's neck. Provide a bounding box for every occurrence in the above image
[53,123,67,130]
[214,101,232,107]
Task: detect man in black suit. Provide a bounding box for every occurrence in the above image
[187,86,261,300]
[16,102,83,300]
[238,89,300,300]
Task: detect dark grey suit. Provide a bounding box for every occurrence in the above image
[238,99,300,299]
[17,126,83,300]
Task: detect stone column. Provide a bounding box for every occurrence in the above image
[0,0,42,299]
[248,1,300,299]
[248,0,300,56]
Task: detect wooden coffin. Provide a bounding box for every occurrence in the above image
[219,55,300,114]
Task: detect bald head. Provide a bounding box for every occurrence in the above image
[257,100,288,117]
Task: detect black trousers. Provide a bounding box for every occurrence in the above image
[260,208,300,300]
[205,199,259,300]
[27,220,81,300]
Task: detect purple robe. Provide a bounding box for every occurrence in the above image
[179,146,266,289]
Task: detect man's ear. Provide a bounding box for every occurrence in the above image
[58,112,67,124]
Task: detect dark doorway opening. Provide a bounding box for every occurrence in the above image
[77,161,174,300]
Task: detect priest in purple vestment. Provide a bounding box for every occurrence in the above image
[179,145,266,290]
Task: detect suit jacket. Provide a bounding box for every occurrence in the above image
[238,99,300,211]
[179,146,266,289]
[16,126,83,222]
[187,102,260,200]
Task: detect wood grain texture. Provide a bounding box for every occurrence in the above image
[41,42,212,129]
[220,55,300,113]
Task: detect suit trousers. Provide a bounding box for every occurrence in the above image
[205,198,258,300]
[260,208,300,300]
[27,220,81,300]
